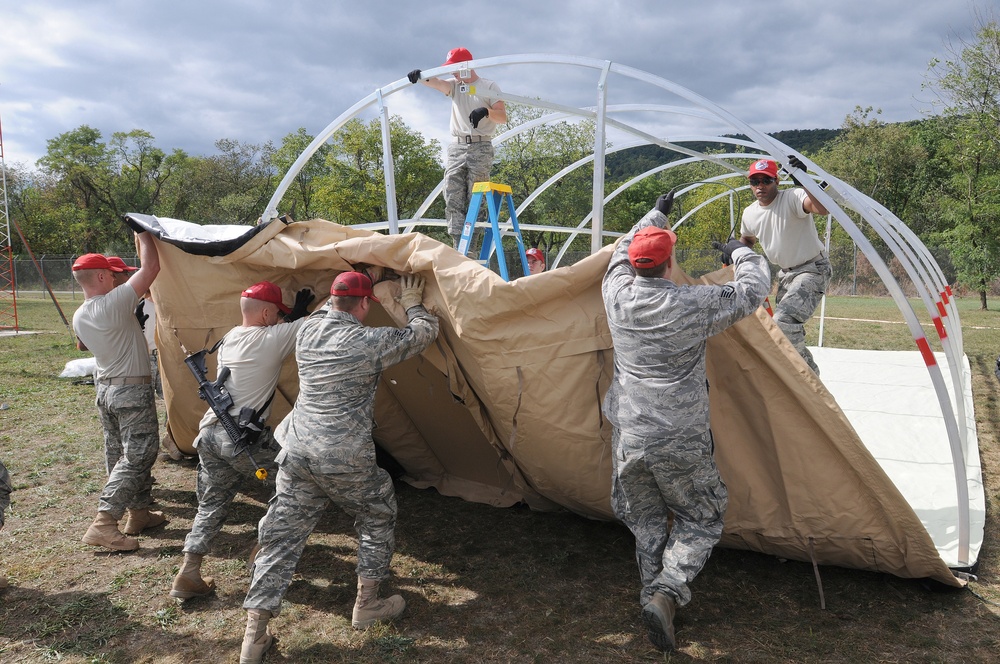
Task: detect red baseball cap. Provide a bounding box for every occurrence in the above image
[241,281,291,314]
[443,47,473,66]
[525,248,545,262]
[628,226,676,269]
[748,159,779,179]
[72,253,119,272]
[330,272,380,302]
[107,256,139,272]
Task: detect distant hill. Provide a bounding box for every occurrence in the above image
[606,127,842,179]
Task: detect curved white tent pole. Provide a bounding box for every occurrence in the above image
[269,54,972,564]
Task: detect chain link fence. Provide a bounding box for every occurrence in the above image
[12,255,138,299]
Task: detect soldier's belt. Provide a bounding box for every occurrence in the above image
[101,375,152,385]
[456,135,489,144]
[782,253,826,272]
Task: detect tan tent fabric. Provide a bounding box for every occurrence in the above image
[147,216,960,588]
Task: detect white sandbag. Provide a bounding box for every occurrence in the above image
[60,357,97,378]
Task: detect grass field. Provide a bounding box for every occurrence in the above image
[0,292,998,663]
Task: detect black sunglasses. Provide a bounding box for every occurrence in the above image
[749,176,776,186]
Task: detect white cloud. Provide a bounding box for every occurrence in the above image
[0,0,989,167]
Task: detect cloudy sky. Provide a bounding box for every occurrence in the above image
[0,1,990,168]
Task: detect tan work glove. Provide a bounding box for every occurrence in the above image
[398,274,426,311]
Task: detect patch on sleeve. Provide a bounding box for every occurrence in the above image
[719,285,736,300]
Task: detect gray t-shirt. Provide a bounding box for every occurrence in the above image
[72,284,150,381]
[740,188,825,269]
[198,318,305,430]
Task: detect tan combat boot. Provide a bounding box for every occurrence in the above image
[352,576,405,629]
[82,511,139,551]
[239,609,274,664]
[122,508,167,535]
[641,591,676,651]
[0,575,8,589]
[170,553,216,600]
[160,430,185,461]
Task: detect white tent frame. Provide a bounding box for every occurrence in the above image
[261,53,974,567]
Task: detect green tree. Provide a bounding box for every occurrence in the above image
[492,105,596,256]
[313,116,443,228]
[816,107,928,234]
[34,126,186,251]
[157,139,276,225]
[924,14,1000,308]
[271,128,332,220]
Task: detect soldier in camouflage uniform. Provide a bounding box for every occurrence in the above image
[740,157,831,375]
[602,193,770,651]
[72,234,166,552]
[240,271,438,664]
[407,47,507,249]
[170,281,314,601]
[0,459,11,589]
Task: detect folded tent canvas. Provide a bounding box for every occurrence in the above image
[125,52,983,590]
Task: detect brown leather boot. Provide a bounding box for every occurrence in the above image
[170,553,216,600]
[641,591,676,651]
[122,508,167,535]
[82,511,139,551]
[239,609,274,664]
[352,576,405,629]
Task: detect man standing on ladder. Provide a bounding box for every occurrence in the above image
[407,47,507,250]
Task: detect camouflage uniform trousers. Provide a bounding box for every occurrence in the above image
[182,422,279,556]
[444,141,494,244]
[0,458,11,528]
[611,427,728,608]
[773,256,832,375]
[243,446,397,615]
[149,350,163,399]
[148,350,169,434]
[95,383,159,518]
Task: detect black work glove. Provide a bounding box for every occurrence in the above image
[787,154,807,171]
[654,191,674,216]
[407,69,422,84]
[285,288,315,322]
[135,300,148,330]
[787,154,807,187]
[711,239,746,267]
[469,107,489,128]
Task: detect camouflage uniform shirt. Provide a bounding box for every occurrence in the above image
[276,302,439,461]
[602,208,771,437]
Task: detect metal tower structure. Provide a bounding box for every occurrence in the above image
[0,111,17,331]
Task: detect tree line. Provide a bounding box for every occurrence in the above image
[5,16,999,306]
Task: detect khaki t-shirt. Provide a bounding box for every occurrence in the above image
[448,76,502,138]
[740,188,825,269]
[72,284,150,381]
[198,318,305,430]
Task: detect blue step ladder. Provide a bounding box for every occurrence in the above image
[457,181,529,282]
